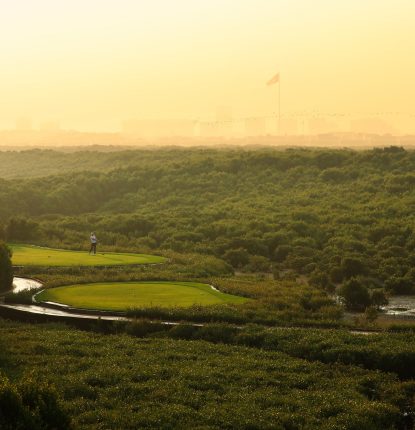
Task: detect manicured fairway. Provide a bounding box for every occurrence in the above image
[10,244,166,267]
[36,281,248,310]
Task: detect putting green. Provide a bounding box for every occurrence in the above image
[10,244,166,267]
[36,281,248,310]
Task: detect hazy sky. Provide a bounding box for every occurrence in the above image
[1,0,414,131]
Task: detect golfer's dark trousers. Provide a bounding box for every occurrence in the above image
[89,243,97,254]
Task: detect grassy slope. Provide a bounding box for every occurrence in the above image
[10,244,166,267]
[0,319,404,430]
[36,281,248,310]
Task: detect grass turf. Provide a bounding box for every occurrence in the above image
[36,281,248,310]
[10,244,166,267]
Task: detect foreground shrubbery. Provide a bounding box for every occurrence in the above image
[126,302,342,328]
[0,319,412,430]
[119,320,415,379]
[4,287,40,304]
[0,372,71,430]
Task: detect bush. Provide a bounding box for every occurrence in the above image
[168,323,198,340]
[385,276,415,295]
[0,373,71,430]
[364,306,379,323]
[193,324,238,343]
[339,278,371,311]
[273,245,291,263]
[125,319,167,337]
[223,248,250,268]
[341,256,368,279]
[5,217,39,242]
[4,288,39,304]
[370,289,388,309]
[0,242,13,293]
[309,270,334,292]
[246,255,271,272]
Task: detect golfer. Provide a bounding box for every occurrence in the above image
[89,232,98,255]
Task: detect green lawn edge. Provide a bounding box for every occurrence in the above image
[9,243,166,267]
[36,281,249,311]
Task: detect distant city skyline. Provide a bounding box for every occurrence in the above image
[8,110,415,137]
[1,1,414,133]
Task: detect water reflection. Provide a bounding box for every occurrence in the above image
[12,277,43,293]
[382,296,415,316]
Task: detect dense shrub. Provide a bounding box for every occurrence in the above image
[0,373,71,430]
[339,278,372,311]
[126,277,343,328]
[2,146,415,288]
[125,322,415,379]
[0,242,13,293]
[0,319,410,430]
[5,218,39,242]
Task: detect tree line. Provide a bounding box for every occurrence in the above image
[1,146,415,309]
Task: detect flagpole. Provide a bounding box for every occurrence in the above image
[278,78,281,134]
[266,72,281,135]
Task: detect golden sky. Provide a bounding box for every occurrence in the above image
[1,0,414,132]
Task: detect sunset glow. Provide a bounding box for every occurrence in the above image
[1,0,414,132]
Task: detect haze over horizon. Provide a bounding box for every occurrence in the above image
[1,0,414,134]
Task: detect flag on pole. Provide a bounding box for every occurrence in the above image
[266,73,280,86]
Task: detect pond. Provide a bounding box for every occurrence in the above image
[382,296,415,317]
[12,277,43,293]
[334,293,415,319]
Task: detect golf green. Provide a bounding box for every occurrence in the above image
[10,244,166,267]
[36,281,248,310]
